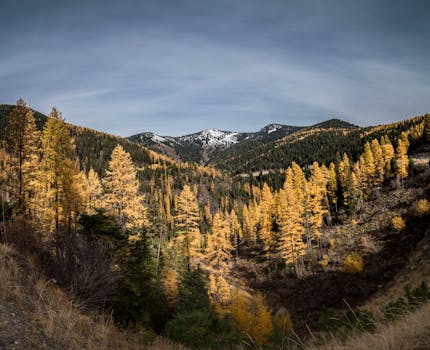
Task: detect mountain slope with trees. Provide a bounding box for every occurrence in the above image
[0,100,429,349]
[129,124,303,164]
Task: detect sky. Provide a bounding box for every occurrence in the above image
[1,0,429,137]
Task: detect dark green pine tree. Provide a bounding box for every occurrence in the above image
[165,268,239,349]
[113,230,167,331]
[175,268,211,313]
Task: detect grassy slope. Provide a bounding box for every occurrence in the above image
[308,302,430,350]
[0,242,188,350]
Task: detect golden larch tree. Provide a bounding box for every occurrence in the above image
[206,211,233,270]
[396,132,409,180]
[305,162,327,250]
[229,289,273,346]
[242,204,256,242]
[361,141,376,187]
[277,167,306,271]
[174,184,202,269]
[338,153,351,207]
[371,138,385,189]
[4,99,40,212]
[82,167,104,213]
[259,183,275,256]
[33,108,82,234]
[380,136,395,173]
[103,144,146,231]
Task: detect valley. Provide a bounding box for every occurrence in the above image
[0,101,429,349]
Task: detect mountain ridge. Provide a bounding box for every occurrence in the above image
[128,118,357,164]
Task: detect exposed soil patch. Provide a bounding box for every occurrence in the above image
[248,209,430,337]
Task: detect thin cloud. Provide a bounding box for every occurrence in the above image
[1,0,429,136]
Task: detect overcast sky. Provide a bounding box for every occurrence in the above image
[1,0,429,136]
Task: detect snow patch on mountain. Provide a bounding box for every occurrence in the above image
[180,129,240,147]
[267,124,283,134]
[152,134,168,143]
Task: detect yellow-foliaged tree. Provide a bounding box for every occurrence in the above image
[396,132,409,180]
[103,144,146,231]
[4,99,40,212]
[259,183,275,255]
[33,108,82,234]
[371,138,385,188]
[277,167,306,269]
[174,184,202,269]
[381,135,395,173]
[305,162,327,248]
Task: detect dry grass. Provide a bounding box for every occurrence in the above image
[0,243,20,300]
[309,302,430,350]
[0,242,180,349]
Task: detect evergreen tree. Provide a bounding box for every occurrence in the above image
[166,268,239,349]
[147,189,168,275]
[229,209,242,259]
[114,233,167,331]
[326,162,338,214]
[176,268,210,313]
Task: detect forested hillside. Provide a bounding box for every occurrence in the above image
[129,124,302,164]
[1,100,429,349]
[215,117,425,175]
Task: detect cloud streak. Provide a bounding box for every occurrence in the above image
[1,0,429,136]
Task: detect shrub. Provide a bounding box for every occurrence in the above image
[229,289,273,346]
[416,199,430,216]
[52,231,120,311]
[273,312,293,333]
[391,215,406,232]
[165,310,239,349]
[318,255,330,270]
[319,307,375,337]
[384,282,430,320]
[342,254,363,274]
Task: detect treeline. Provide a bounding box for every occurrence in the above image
[215,116,426,176]
[0,99,429,347]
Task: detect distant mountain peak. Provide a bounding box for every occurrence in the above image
[311,118,358,130]
[180,129,240,147]
[261,123,283,134]
[128,117,359,165]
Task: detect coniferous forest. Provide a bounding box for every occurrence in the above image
[1,100,430,349]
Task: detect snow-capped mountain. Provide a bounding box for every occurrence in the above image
[179,129,242,147]
[128,123,302,164]
[132,132,178,146]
